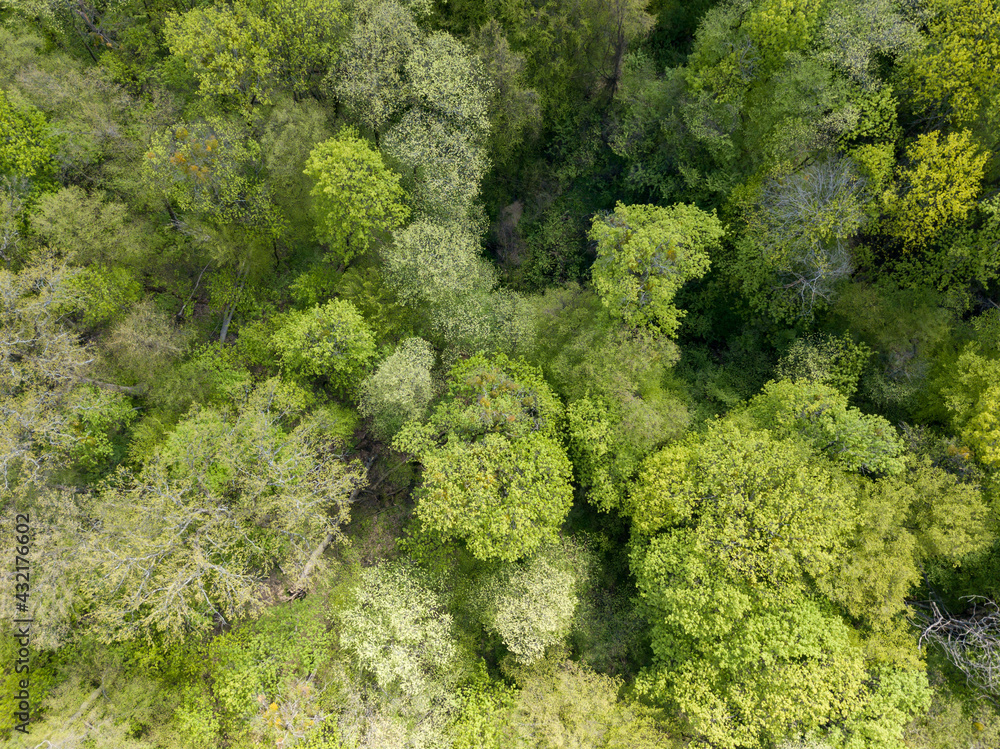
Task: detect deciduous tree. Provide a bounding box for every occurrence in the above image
[589,202,721,335]
[304,128,409,264]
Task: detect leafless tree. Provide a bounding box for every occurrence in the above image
[918,596,1000,704]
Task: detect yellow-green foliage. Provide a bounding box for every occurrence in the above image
[394,353,574,561]
[272,298,376,387]
[505,660,679,748]
[304,127,409,264]
[902,0,1000,127]
[0,86,55,188]
[941,344,1000,468]
[744,0,824,69]
[589,202,721,335]
[165,0,346,108]
[741,379,906,476]
[883,130,987,249]
[412,432,573,562]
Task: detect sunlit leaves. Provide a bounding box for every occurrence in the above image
[589,202,721,335]
[304,127,409,264]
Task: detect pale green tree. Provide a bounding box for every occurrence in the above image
[394,354,573,561]
[505,660,678,749]
[271,299,376,389]
[358,337,435,439]
[0,256,136,491]
[382,109,489,222]
[407,31,491,131]
[332,0,421,132]
[381,218,496,307]
[29,186,143,267]
[304,127,409,264]
[89,379,366,641]
[340,562,462,711]
[474,540,592,666]
[589,202,722,335]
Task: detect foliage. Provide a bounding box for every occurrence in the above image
[882,130,988,249]
[732,159,871,321]
[382,218,496,308]
[0,86,55,190]
[589,201,722,335]
[271,299,376,389]
[901,0,1000,129]
[165,0,347,109]
[339,562,462,709]
[941,344,1000,468]
[304,128,409,264]
[740,379,907,476]
[358,337,435,439]
[407,432,573,562]
[394,353,573,561]
[88,379,366,641]
[473,539,593,666]
[332,0,421,132]
[775,333,872,398]
[504,660,678,748]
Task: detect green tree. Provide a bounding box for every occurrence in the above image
[358,337,435,439]
[900,0,1000,131]
[881,130,988,249]
[143,117,283,239]
[628,421,855,584]
[90,379,366,641]
[520,285,688,513]
[740,379,907,476]
[164,0,347,108]
[394,354,573,562]
[774,333,873,399]
[469,20,542,166]
[0,87,55,190]
[940,344,1000,468]
[304,128,409,264]
[271,299,376,389]
[588,202,721,335]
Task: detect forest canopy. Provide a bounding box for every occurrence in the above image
[1,0,1000,747]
